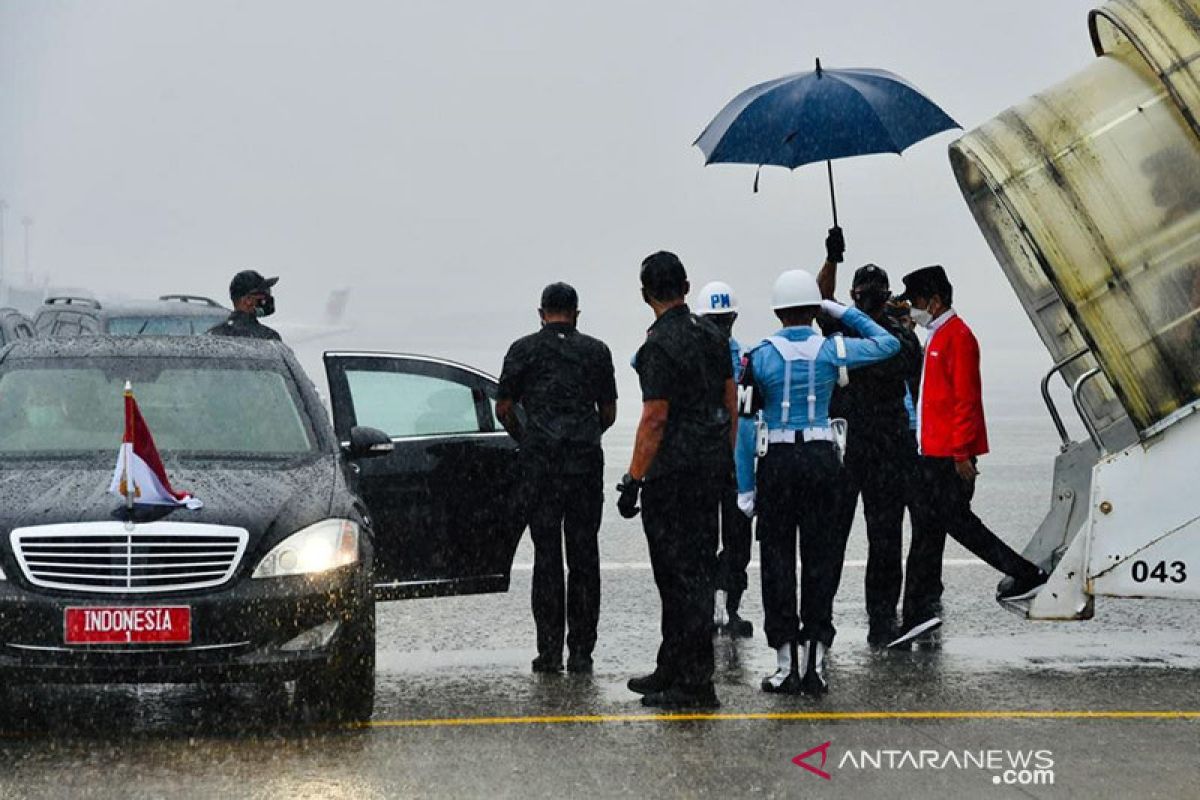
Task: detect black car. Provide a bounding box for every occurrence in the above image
[0,337,523,721]
[34,295,230,337]
[0,308,36,345]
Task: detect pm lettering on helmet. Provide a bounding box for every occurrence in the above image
[710,293,732,310]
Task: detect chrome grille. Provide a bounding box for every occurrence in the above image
[10,522,249,594]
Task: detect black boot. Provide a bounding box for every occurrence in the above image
[761,641,802,694]
[725,590,754,638]
[798,640,828,696]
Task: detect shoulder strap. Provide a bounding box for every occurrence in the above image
[834,334,849,388]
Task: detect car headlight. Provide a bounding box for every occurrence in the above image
[252,519,360,579]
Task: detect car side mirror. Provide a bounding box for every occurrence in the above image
[345,426,394,459]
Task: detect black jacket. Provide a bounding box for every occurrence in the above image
[820,311,922,444]
[207,311,281,341]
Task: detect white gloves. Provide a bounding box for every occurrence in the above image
[737,491,756,518]
[820,299,850,319]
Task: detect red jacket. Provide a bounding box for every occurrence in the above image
[918,312,989,460]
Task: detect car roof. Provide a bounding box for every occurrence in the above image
[1,335,292,363]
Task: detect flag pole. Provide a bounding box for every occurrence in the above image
[123,381,134,514]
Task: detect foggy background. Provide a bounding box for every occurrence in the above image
[0,0,1097,423]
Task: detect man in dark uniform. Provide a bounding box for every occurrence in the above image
[496,283,617,674]
[616,251,736,709]
[208,270,282,340]
[816,230,924,647]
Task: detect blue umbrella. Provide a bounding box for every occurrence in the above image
[694,59,959,224]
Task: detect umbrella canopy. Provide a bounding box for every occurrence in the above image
[696,61,959,167]
[694,60,959,222]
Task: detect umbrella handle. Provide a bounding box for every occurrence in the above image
[826,160,839,227]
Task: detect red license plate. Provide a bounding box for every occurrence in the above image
[64,606,192,645]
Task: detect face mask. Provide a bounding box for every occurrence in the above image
[255,294,276,318]
[910,307,933,329]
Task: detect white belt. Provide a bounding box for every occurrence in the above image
[767,428,835,444]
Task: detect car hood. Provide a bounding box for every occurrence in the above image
[0,456,341,545]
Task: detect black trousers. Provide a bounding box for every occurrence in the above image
[756,442,846,649]
[641,470,722,688]
[831,431,916,623]
[902,455,1041,624]
[715,486,752,598]
[528,467,603,659]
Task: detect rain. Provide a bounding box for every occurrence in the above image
[2,1,1199,797]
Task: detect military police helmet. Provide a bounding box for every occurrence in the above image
[695,281,738,315]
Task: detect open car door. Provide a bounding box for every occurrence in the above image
[324,352,525,600]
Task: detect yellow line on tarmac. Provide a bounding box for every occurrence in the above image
[359,710,1200,729]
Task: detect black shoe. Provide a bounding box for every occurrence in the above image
[867,617,898,649]
[888,615,942,649]
[761,668,802,694]
[627,671,672,695]
[640,684,720,709]
[725,613,754,638]
[567,652,593,674]
[531,654,563,673]
[997,569,1049,604]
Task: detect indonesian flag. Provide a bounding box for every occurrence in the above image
[108,382,203,509]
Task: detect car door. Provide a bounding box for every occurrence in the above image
[324,352,525,600]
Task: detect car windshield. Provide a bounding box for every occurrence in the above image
[0,357,317,458]
[105,314,226,336]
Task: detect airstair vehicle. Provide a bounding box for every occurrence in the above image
[951,0,1200,619]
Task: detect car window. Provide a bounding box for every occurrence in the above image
[345,370,482,437]
[105,315,225,336]
[52,318,82,337]
[0,329,6,347]
[0,360,316,457]
[34,312,59,335]
[14,324,34,339]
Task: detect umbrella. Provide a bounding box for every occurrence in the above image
[694,59,959,225]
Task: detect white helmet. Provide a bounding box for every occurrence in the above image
[771,269,821,310]
[696,281,738,315]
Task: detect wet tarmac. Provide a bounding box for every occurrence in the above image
[2,418,1199,797]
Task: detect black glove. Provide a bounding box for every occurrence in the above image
[825,226,845,264]
[616,473,642,519]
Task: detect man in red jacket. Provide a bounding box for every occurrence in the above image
[888,266,1047,648]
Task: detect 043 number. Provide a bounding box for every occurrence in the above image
[1131,560,1187,584]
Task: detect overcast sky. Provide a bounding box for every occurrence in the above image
[0,0,1099,415]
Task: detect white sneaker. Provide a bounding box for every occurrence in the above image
[713,590,729,628]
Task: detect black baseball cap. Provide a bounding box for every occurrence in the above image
[852,263,889,290]
[540,282,579,312]
[229,270,279,301]
[896,265,952,303]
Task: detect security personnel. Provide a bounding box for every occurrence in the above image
[816,240,923,647]
[736,267,899,695]
[695,280,755,638]
[496,283,617,674]
[616,251,736,709]
[208,270,282,340]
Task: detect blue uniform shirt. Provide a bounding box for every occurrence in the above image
[735,307,899,493]
[729,336,758,487]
